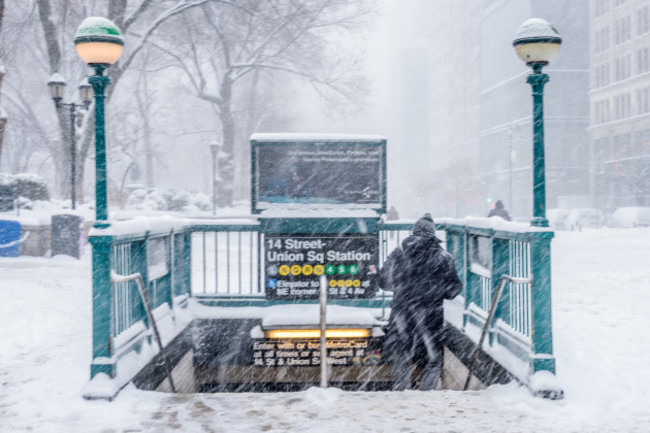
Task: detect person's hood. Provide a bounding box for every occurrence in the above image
[401,233,441,259]
[495,200,504,209]
[413,213,436,237]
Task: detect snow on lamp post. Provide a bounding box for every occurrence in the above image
[74,17,123,228]
[513,18,561,227]
[47,74,93,210]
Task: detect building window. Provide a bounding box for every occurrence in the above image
[614,94,632,119]
[638,47,650,73]
[595,26,611,53]
[615,54,632,81]
[638,6,650,34]
[594,100,611,124]
[595,0,610,17]
[614,16,632,44]
[637,87,650,114]
[595,63,610,87]
[596,26,609,53]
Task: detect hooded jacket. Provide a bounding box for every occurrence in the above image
[488,200,511,221]
[380,220,463,360]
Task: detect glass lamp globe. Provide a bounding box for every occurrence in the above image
[513,18,562,66]
[74,17,124,65]
[47,73,67,100]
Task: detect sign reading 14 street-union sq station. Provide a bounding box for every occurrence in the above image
[265,234,378,300]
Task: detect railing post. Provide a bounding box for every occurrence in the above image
[183,230,192,296]
[257,231,263,294]
[529,231,556,373]
[460,228,470,328]
[89,234,114,378]
[132,235,149,328]
[444,226,469,328]
[489,236,510,346]
[166,231,174,309]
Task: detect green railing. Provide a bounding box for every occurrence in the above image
[88,219,192,379]
[88,217,556,386]
[192,223,261,296]
[381,220,556,377]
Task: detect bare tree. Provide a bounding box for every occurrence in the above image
[0,0,7,167]
[5,0,373,209]
[154,0,375,206]
[31,0,235,201]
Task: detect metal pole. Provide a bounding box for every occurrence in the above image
[69,104,77,210]
[319,274,328,388]
[212,151,217,215]
[527,63,550,227]
[464,275,532,390]
[111,271,177,393]
[89,64,110,228]
[508,129,513,216]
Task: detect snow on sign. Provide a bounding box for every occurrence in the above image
[251,134,386,213]
[265,234,378,300]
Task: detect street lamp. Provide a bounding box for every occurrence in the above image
[47,74,93,210]
[513,18,561,227]
[209,140,221,215]
[74,17,124,228]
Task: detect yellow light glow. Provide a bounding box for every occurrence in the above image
[75,42,123,65]
[265,328,372,339]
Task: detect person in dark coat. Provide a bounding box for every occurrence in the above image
[379,213,463,390]
[488,200,511,221]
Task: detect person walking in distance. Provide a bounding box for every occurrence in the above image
[386,205,399,239]
[379,213,463,390]
[488,200,511,221]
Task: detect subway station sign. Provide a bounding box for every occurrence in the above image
[264,234,378,300]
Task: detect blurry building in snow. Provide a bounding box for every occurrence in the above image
[478,0,590,218]
[423,0,590,219]
[389,0,435,218]
[425,1,484,218]
[589,0,650,211]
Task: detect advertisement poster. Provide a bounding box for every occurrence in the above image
[264,234,378,300]
[255,144,383,207]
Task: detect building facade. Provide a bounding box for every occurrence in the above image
[590,0,650,210]
[479,0,590,218]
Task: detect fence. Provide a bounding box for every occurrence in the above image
[191,222,260,296]
[88,220,191,378]
[381,220,556,376]
[89,217,556,382]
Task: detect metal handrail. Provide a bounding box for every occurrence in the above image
[110,270,177,393]
[463,274,532,391]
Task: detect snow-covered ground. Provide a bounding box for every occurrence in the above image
[1,228,649,432]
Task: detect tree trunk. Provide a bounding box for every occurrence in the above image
[76,111,95,203]
[217,76,235,207]
[0,0,6,168]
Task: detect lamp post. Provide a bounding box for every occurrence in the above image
[209,140,221,215]
[47,75,93,210]
[513,18,561,227]
[74,17,124,228]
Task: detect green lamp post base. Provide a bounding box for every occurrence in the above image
[530,217,549,228]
